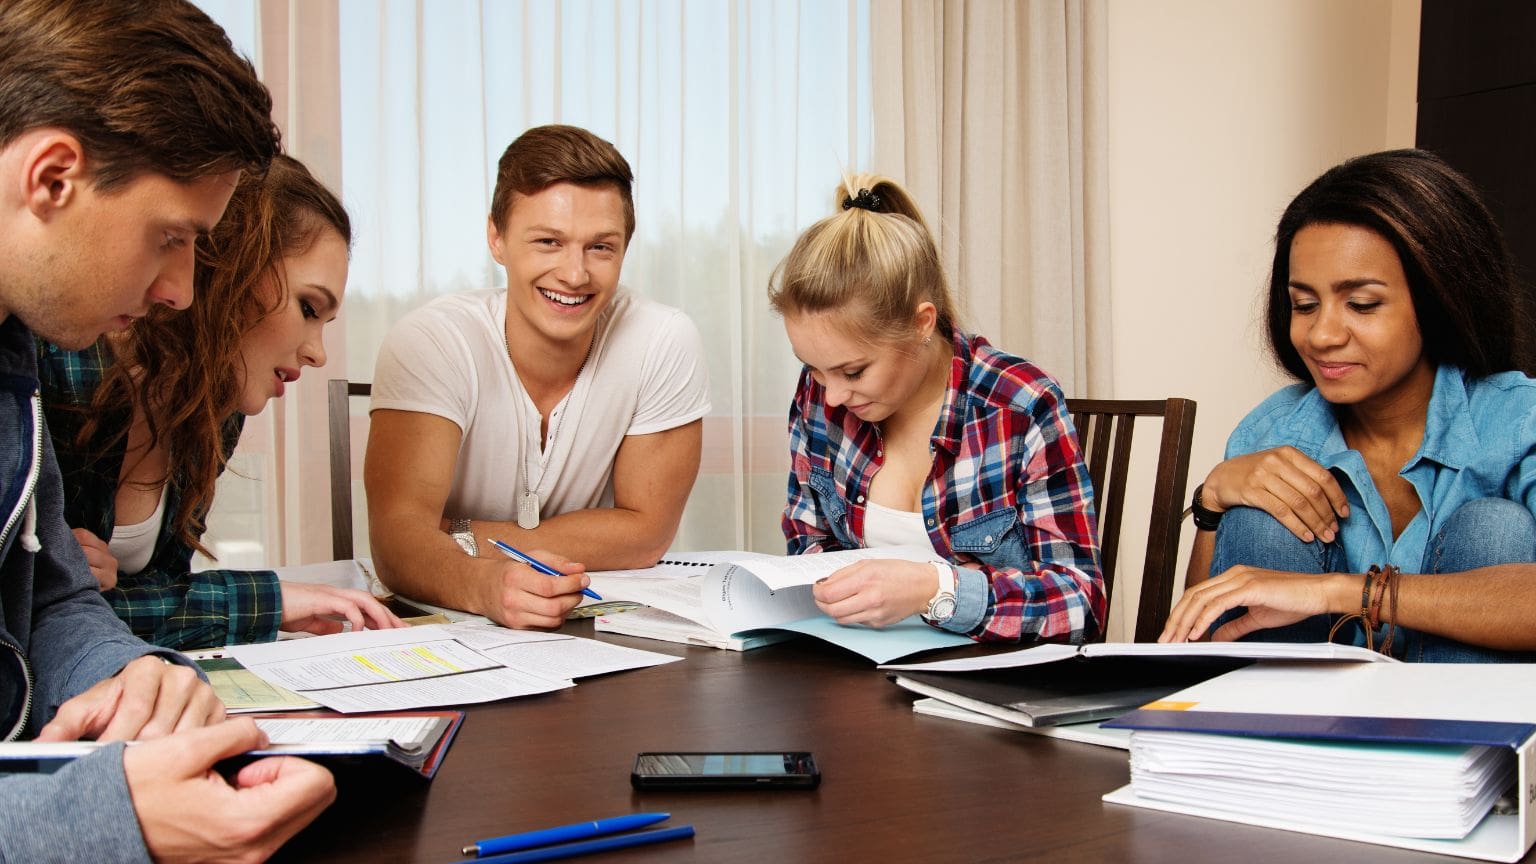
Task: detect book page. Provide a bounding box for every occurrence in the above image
[254,716,441,750]
[589,550,764,580]
[738,546,936,591]
[585,574,711,623]
[700,564,822,634]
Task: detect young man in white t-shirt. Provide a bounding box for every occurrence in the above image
[366,125,711,629]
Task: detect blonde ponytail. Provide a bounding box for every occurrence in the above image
[769,173,957,342]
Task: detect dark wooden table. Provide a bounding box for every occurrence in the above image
[277,623,1496,863]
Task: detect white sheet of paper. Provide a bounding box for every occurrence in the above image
[439,623,572,651]
[303,667,572,713]
[480,637,681,679]
[228,625,512,695]
[1155,662,1536,723]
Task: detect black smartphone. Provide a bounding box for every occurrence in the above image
[630,751,820,790]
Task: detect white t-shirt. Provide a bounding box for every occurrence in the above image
[370,289,711,522]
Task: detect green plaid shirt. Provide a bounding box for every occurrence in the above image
[37,340,281,649]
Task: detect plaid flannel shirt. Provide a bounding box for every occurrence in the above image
[37,339,281,649]
[783,330,1104,643]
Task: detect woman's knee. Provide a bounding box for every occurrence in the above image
[1212,506,1328,575]
[1427,498,1536,572]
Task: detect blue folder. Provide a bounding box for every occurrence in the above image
[1105,708,1536,749]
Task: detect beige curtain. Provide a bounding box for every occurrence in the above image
[871,0,1110,397]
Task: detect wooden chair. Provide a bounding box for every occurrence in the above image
[328,379,372,561]
[1065,397,1196,642]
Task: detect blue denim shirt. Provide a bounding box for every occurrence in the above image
[1225,365,1536,574]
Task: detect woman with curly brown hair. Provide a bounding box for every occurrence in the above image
[40,154,402,649]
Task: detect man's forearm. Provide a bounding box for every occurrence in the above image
[371,519,495,613]
[479,506,676,571]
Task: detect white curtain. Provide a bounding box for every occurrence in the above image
[203,0,877,564]
[195,0,1111,572]
[872,0,1110,397]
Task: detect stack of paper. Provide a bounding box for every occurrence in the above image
[1102,662,1536,861]
[224,623,681,713]
[1126,729,1513,839]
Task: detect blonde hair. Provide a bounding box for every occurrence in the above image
[768,173,957,343]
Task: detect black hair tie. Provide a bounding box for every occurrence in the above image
[841,187,883,212]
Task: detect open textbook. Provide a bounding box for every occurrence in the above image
[588,547,972,663]
[0,711,465,780]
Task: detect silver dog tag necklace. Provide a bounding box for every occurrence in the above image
[505,326,591,530]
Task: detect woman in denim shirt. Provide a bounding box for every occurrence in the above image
[770,174,1104,644]
[1162,150,1536,661]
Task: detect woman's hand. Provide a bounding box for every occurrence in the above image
[278,582,406,635]
[1159,564,1356,643]
[812,559,939,628]
[71,528,119,591]
[1201,447,1350,543]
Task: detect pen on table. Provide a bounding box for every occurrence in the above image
[455,825,694,864]
[487,538,602,600]
[461,812,671,857]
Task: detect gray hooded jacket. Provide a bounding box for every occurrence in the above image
[0,315,169,863]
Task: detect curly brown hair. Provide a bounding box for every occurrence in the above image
[82,155,350,556]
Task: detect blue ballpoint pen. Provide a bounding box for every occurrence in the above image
[461,812,671,857]
[487,538,602,600]
[457,825,694,864]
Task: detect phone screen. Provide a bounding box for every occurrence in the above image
[631,752,819,789]
[635,753,795,776]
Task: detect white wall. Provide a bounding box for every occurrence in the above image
[1101,0,1420,638]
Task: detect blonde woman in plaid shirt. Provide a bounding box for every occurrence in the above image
[769,175,1105,644]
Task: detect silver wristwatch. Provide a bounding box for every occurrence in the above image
[448,518,478,557]
[923,561,957,624]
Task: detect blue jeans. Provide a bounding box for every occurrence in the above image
[1209,498,1536,661]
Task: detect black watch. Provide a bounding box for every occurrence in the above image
[1190,484,1224,532]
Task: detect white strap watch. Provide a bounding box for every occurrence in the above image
[923,561,957,624]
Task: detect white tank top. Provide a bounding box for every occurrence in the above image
[108,484,168,576]
[862,500,940,555]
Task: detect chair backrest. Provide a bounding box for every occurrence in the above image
[328,379,372,561]
[1065,397,1196,642]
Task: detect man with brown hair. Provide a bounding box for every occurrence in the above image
[0,1,334,861]
[367,124,710,628]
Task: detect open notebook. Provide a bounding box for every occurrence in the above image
[0,711,465,780]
